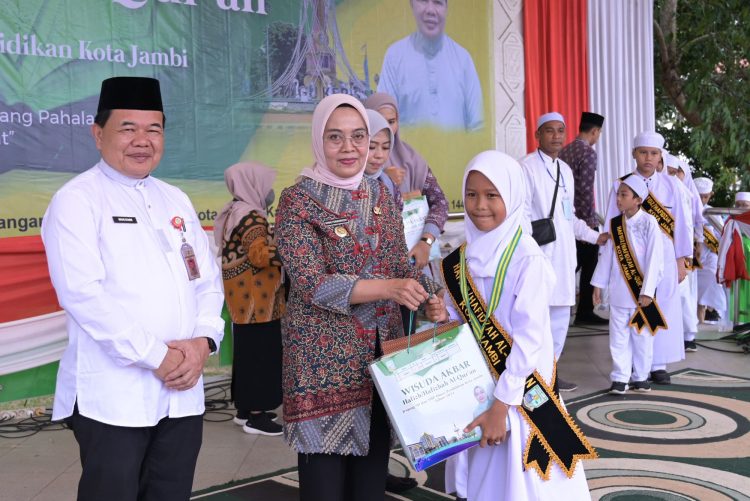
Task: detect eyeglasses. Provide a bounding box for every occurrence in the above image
[324,131,369,148]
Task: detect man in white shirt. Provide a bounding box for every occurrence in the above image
[520,112,608,392]
[377,0,483,130]
[42,77,224,501]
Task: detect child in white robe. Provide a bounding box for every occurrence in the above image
[592,176,664,393]
[431,150,592,501]
[604,132,689,385]
[664,155,702,352]
[693,177,727,325]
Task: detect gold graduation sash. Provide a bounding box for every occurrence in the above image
[441,247,597,480]
[690,228,719,270]
[704,226,719,254]
[611,214,668,335]
[621,173,675,240]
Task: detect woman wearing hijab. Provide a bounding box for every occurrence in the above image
[364,109,402,211]
[364,92,449,269]
[214,162,284,436]
[429,151,594,500]
[274,94,447,500]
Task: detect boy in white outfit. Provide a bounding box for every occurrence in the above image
[592,176,664,394]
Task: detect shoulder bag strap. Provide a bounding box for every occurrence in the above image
[548,161,560,218]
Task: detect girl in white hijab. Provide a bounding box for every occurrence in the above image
[434,150,592,501]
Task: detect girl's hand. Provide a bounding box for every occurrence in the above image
[425,293,448,323]
[464,400,509,448]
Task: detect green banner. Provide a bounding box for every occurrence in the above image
[0,0,493,237]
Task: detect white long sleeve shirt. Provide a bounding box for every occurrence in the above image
[42,160,224,426]
[520,150,599,305]
[604,170,692,260]
[591,208,664,307]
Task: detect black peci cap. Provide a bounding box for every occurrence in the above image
[580,111,604,128]
[97,77,163,113]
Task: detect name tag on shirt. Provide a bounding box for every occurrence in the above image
[112,216,138,224]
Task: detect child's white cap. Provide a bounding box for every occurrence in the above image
[693,177,713,194]
[736,192,750,203]
[622,176,649,201]
[633,131,665,149]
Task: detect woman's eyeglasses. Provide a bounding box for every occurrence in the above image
[324,131,369,147]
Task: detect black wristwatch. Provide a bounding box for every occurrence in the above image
[204,337,217,354]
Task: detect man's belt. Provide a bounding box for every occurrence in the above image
[441,248,597,480]
[611,215,668,335]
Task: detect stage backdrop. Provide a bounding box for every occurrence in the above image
[0,0,494,392]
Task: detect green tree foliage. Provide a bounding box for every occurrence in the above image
[654,0,750,206]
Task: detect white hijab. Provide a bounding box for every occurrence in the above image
[463,150,528,278]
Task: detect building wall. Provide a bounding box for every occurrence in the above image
[492,0,527,158]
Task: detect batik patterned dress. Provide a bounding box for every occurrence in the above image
[275,176,438,455]
[221,210,285,324]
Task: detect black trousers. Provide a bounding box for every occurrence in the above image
[68,405,203,501]
[576,240,599,318]
[297,392,391,501]
[231,320,282,413]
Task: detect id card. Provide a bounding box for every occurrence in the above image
[181,242,201,280]
[562,197,573,220]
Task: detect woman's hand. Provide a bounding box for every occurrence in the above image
[408,241,431,269]
[465,400,509,448]
[388,278,429,311]
[425,292,449,322]
[385,165,406,186]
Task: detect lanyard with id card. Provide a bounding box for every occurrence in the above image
[539,151,571,220]
[171,216,201,280]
